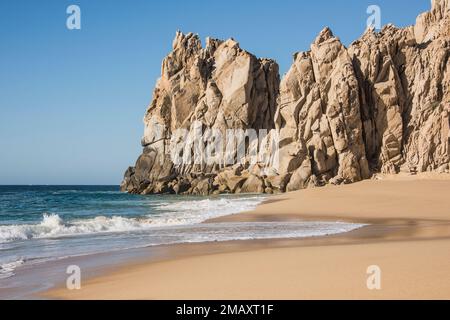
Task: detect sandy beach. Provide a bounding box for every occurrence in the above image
[46,174,450,300]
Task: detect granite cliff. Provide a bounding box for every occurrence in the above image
[121,0,449,195]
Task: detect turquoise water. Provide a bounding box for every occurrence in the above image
[0,185,161,224]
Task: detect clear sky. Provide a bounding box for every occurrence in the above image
[0,0,431,185]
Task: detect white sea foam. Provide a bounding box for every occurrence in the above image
[0,259,24,279]
[152,196,267,224]
[0,214,154,243]
[0,196,266,243]
[150,221,367,245]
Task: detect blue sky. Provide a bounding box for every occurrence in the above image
[0,0,430,185]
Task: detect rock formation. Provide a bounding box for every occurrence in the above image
[121,0,449,195]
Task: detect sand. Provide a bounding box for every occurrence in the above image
[46,174,450,300]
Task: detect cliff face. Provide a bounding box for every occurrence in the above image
[122,0,449,195]
[350,0,450,175]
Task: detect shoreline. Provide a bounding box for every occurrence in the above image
[45,174,450,299]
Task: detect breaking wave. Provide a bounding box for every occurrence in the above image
[0,196,266,243]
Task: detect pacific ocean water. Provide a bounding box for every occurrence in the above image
[0,185,365,296]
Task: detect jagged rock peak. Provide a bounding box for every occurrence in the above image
[172,31,201,51]
[415,0,450,42]
[205,36,224,52]
[169,31,277,64]
[314,27,335,44]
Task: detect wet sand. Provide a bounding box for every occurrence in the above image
[46,174,450,299]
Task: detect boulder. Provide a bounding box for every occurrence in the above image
[286,159,312,192]
[241,174,266,193]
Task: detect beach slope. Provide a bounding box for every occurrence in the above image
[47,175,450,300]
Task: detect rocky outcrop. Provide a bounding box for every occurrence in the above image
[349,0,449,174]
[276,27,371,189]
[122,1,449,195]
[121,32,280,194]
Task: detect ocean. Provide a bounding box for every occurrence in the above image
[0,185,364,297]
